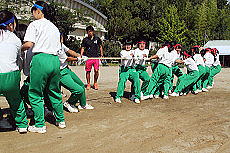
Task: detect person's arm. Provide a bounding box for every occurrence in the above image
[67,49,80,57]
[66,56,78,62]
[80,47,85,57]
[100,45,103,57]
[149,54,159,60]
[21,41,34,52]
[175,59,184,64]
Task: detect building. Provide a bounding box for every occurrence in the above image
[204,40,230,67]
[53,0,108,40]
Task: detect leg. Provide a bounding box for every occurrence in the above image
[115,67,129,99]
[129,69,141,99]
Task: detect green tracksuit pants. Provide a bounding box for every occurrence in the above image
[174,70,199,93]
[169,65,183,91]
[0,70,28,128]
[208,65,221,86]
[29,53,64,127]
[202,66,211,89]
[144,64,171,96]
[195,65,206,90]
[116,66,140,99]
[60,67,86,106]
[135,65,150,94]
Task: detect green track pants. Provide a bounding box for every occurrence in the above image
[195,65,206,90]
[116,66,140,99]
[0,71,28,128]
[144,64,171,96]
[60,67,86,106]
[29,53,64,127]
[170,65,183,91]
[202,66,211,89]
[174,70,199,93]
[135,65,150,94]
[208,65,221,86]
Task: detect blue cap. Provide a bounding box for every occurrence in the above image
[0,17,15,27]
[33,4,44,10]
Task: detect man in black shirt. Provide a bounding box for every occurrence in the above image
[81,26,104,90]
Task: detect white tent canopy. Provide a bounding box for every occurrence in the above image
[204,40,230,55]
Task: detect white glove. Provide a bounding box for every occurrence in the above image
[82,56,88,62]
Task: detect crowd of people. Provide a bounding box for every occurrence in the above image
[0,1,221,134]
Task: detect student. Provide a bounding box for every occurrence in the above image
[170,51,199,96]
[142,42,181,100]
[21,1,65,134]
[115,41,141,103]
[207,48,221,88]
[202,48,214,92]
[133,41,150,95]
[58,38,94,112]
[192,46,206,93]
[80,26,104,90]
[0,10,28,133]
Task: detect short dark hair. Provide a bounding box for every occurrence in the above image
[86,25,94,32]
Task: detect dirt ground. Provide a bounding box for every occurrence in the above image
[0,66,230,153]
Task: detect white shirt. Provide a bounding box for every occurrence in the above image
[184,57,198,71]
[213,54,221,66]
[204,52,214,67]
[58,44,69,69]
[21,48,34,76]
[24,18,61,55]
[0,30,22,73]
[157,47,178,68]
[193,54,205,67]
[133,48,149,65]
[120,50,135,67]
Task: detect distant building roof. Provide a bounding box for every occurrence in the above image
[204,40,230,55]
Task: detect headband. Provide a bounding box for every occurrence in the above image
[174,44,182,48]
[183,51,191,57]
[193,45,200,48]
[138,41,146,44]
[33,4,44,10]
[0,17,15,27]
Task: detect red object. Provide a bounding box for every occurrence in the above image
[138,41,146,44]
[85,59,100,72]
[183,51,191,57]
[174,44,182,48]
[193,45,200,48]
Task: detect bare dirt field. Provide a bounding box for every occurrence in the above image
[0,66,230,153]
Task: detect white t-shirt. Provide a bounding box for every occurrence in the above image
[21,48,34,76]
[204,52,214,67]
[0,30,22,73]
[58,44,69,69]
[213,54,221,66]
[157,47,178,68]
[120,50,135,67]
[193,54,205,67]
[134,48,149,65]
[24,18,61,55]
[184,57,198,71]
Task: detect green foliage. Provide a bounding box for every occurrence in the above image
[103,40,122,57]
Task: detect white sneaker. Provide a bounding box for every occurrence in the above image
[141,95,150,100]
[197,89,202,93]
[207,86,213,89]
[63,101,79,113]
[170,92,179,97]
[202,88,208,92]
[163,95,169,99]
[130,95,135,101]
[17,127,27,134]
[168,90,172,94]
[57,121,66,129]
[154,95,160,99]
[78,103,94,109]
[149,94,154,99]
[193,90,199,94]
[28,125,46,134]
[134,99,140,104]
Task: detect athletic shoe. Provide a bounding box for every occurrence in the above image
[78,103,94,109]
[57,121,66,129]
[163,95,169,99]
[193,90,199,94]
[28,125,46,134]
[86,84,91,90]
[183,93,187,96]
[17,127,27,134]
[154,95,160,99]
[202,88,208,92]
[115,98,122,103]
[168,90,172,94]
[129,95,135,101]
[134,99,140,104]
[63,101,79,113]
[149,94,154,99]
[207,86,213,89]
[170,92,179,97]
[93,83,98,90]
[197,89,202,93]
[141,95,150,100]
